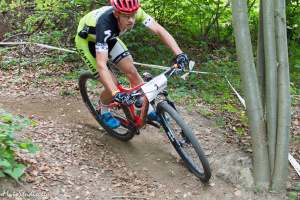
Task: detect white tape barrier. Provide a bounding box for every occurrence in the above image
[133,61,217,75]
[223,76,297,175]
[180,60,195,80]
[289,154,300,176]
[0,42,77,53]
[1,41,297,175]
[225,76,246,108]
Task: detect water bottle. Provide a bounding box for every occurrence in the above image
[134,96,144,116]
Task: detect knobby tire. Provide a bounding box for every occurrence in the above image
[157,101,211,182]
[78,71,135,141]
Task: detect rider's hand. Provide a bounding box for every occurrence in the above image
[113,92,134,106]
[174,53,189,74]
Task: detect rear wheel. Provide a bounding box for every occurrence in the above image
[157,101,211,182]
[78,71,136,141]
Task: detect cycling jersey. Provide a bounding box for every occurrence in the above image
[75,6,154,72]
[77,6,154,52]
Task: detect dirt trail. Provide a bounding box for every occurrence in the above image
[0,93,286,200]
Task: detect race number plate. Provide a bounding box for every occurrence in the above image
[141,74,167,102]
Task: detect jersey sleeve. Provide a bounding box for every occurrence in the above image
[136,8,154,27]
[95,18,112,52]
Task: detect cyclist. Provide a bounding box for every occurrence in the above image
[75,0,189,129]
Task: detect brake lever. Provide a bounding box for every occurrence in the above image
[181,61,195,80]
[164,65,177,78]
[168,68,176,77]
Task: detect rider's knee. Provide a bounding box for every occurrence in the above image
[124,66,139,77]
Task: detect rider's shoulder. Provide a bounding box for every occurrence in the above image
[136,7,154,26]
[81,6,113,27]
[136,7,148,18]
[83,6,112,20]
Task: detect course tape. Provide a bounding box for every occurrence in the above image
[0,42,77,53]
[1,41,297,175]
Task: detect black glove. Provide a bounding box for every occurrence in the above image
[174,53,189,74]
[113,92,134,106]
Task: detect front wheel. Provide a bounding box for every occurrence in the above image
[78,71,136,141]
[157,101,211,182]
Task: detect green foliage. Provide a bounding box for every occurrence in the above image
[1,51,79,72]
[0,109,38,181]
[122,26,173,64]
[287,0,300,41]
[63,68,84,80]
[292,135,300,143]
[142,0,234,42]
[196,107,214,118]
[288,192,297,200]
[289,41,300,93]
[0,0,298,52]
[59,89,76,97]
[221,104,240,113]
[1,0,107,45]
[0,0,259,47]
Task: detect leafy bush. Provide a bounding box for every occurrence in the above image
[287,0,300,42]
[289,41,300,92]
[1,0,108,45]
[0,109,38,181]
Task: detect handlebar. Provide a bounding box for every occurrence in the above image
[164,64,178,78]
[112,62,195,106]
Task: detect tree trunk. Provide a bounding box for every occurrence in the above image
[262,0,278,175]
[272,0,291,191]
[231,0,270,190]
[256,1,265,105]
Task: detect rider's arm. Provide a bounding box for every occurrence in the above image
[95,15,120,96]
[96,51,119,95]
[147,21,183,56]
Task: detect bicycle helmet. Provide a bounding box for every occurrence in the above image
[111,0,140,14]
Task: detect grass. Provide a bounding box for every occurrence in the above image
[289,192,297,200]
[59,89,76,97]
[289,181,300,200]
[292,136,300,143]
[196,107,214,118]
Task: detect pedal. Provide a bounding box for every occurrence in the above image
[146,120,161,128]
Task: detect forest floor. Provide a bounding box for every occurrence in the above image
[0,48,298,200]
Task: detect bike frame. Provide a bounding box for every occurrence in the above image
[105,67,176,129]
[105,83,149,129]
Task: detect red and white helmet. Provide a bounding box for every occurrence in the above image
[111,0,140,14]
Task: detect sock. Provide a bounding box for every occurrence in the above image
[101,107,109,114]
[99,100,109,114]
[148,104,154,114]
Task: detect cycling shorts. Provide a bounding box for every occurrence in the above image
[75,34,130,73]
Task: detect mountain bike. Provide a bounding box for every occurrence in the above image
[78,62,211,182]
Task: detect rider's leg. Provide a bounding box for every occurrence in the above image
[76,34,120,129]
[109,38,160,123]
[116,55,143,87]
[108,37,143,87]
[99,72,118,105]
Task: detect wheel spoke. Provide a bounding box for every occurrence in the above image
[158,102,211,182]
[163,112,203,171]
[79,72,135,141]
